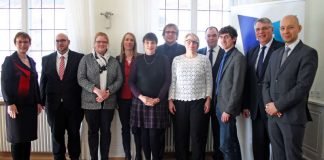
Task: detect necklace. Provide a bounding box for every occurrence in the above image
[143,54,156,65]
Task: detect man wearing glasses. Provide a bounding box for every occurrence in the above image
[242,17,283,160]
[40,33,84,160]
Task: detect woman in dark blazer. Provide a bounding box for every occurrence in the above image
[116,32,142,160]
[1,32,43,160]
[129,32,171,160]
[77,32,123,160]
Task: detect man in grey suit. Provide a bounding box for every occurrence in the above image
[242,17,284,160]
[197,26,224,160]
[263,15,318,160]
[216,26,246,160]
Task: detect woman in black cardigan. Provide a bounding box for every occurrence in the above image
[1,32,43,160]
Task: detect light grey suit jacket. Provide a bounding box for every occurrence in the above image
[216,47,246,116]
[77,53,123,110]
[263,41,318,124]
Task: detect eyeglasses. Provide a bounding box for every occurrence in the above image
[255,26,272,32]
[165,31,177,34]
[185,39,199,45]
[56,39,67,43]
[95,41,108,44]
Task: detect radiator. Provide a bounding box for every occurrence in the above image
[1,105,214,154]
[0,106,52,152]
[164,122,214,152]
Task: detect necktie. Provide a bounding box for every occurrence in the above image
[209,49,213,65]
[257,46,266,78]
[280,47,290,66]
[216,53,228,95]
[59,56,65,80]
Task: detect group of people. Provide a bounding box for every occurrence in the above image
[1,14,318,160]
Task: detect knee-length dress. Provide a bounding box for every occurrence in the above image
[1,52,41,143]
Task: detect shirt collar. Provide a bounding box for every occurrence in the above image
[57,49,69,59]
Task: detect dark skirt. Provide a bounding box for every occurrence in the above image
[6,104,38,143]
[130,98,170,129]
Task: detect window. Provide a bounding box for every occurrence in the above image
[158,0,231,47]
[0,0,66,97]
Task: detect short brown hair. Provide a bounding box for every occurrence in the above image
[94,32,109,44]
[14,32,31,44]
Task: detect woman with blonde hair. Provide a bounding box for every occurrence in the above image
[168,33,212,160]
[78,32,123,160]
[116,32,142,160]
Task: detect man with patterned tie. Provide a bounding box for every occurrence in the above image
[242,17,284,160]
[40,33,84,160]
[216,26,246,160]
[197,26,224,160]
[263,15,318,160]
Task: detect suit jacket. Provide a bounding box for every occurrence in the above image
[244,39,284,120]
[77,53,123,110]
[262,41,318,124]
[198,46,225,103]
[216,47,246,116]
[40,50,84,111]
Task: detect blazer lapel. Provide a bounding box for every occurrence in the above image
[279,41,303,74]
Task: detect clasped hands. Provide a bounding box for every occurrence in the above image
[93,87,110,103]
[265,102,282,117]
[139,95,160,107]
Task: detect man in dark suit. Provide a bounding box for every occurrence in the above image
[216,26,246,160]
[40,33,84,160]
[242,17,284,160]
[198,26,224,160]
[263,15,318,160]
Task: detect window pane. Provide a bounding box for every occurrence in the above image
[29,0,41,8]
[210,11,222,28]
[55,9,66,29]
[166,0,178,9]
[29,9,41,29]
[10,9,22,29]
[197,11,209,31]
[55,0,65,8]
[43,0,54,8]
[42,9,54,29]
[179,0,190,9]
[28,51,42,72]
[10,0,21,8]
[223,0,230,10]
[223,11,230,26]
[159,10,166,30]
[165,10,178,25]
[197,31,206,48]
[0,9,9,29]
[0,0,9,8]
[159,0,165,9]
[179,10,190,30]
[29,30,42,50]
[211,0,222,10]
[42,30,55,50]
[197,0,209,10]
[10,30,20,50]
[0,30,9,50]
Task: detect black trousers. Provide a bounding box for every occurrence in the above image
[141,128,165,160]
[252,115,270,160]
[11,142,31,160]
[132,127,143,160]
[84,109,115,160]
[118,99,131,158]
[173,99,209,160]
[47,103,83,160]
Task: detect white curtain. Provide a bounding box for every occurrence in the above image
[65,0,95,54]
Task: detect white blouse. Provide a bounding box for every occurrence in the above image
[169,54,212,101]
